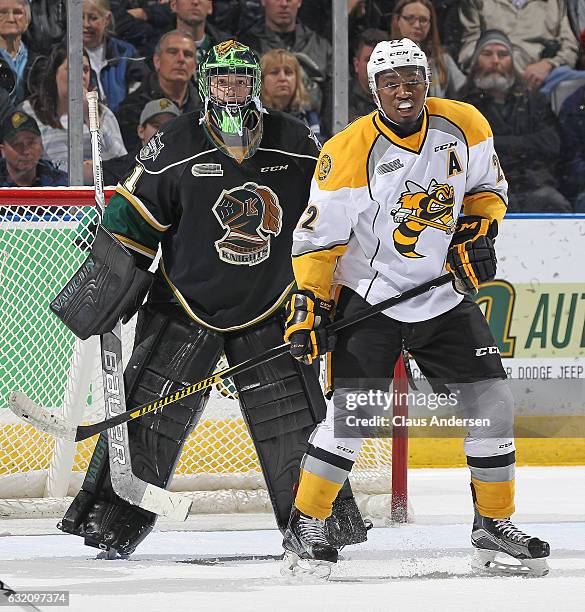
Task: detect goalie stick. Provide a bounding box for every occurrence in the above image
[10,273,453,442]
[78,92,191,521]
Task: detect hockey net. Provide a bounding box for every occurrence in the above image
[0,188,407,522]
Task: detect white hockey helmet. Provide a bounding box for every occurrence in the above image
[367,39,430,113]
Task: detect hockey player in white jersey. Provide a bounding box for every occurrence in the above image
[281,39,550,578]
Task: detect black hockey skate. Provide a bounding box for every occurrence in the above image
[471,507,550,576]
[281,507,339,580]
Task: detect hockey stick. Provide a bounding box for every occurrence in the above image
[403,214,455,233]
[10,273,453,442]
[81,92,191,520]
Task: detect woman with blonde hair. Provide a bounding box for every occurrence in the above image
[83,0,145,111]
[391,0,464,98]
[260,49,322,140]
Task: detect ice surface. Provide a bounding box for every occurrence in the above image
[0,467,583,612]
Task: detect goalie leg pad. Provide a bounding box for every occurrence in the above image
[225,315,369,544]
[225,315,324,532]
[59,304,224,555]
[50,225,153,339]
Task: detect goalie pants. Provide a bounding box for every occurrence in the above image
[295,287,515,521]
[72,300,329,534]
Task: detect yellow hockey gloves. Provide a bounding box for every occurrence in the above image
[446,216,497,295]
[284,290,335,365]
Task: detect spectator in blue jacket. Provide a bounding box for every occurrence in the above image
[0,109,68,187]
[83,0,147,112]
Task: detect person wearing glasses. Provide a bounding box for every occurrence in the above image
[280,38,550,580]
[391,0,464,98]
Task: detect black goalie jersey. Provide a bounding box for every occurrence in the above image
[103,110,320,331]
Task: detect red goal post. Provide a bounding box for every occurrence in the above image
[0,187,409,523]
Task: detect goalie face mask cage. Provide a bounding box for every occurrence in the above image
[198,40,264,163]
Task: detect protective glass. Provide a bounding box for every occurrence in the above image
[399,14,431,26]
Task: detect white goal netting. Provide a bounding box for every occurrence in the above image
[0,188,398,520]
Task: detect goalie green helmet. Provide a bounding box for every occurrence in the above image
[198,40,264,163]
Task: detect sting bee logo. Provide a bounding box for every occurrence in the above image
[391,179,456,258]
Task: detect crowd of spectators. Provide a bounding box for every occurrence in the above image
[0,0,584,212]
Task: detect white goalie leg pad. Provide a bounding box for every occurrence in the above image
[471,548,550,577]
[280,550,334,581]
[103,322,192,521]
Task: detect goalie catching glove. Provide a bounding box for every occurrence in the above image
[446,216,497,295]
[284,290,335,365]
[50,225,153,340]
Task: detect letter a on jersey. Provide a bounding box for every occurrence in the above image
[212,182,283,266]
[447,149,463,177]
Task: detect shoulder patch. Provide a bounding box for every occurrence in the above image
[318,154,332,181]
[139,132,165,162]
[192,163,224,177]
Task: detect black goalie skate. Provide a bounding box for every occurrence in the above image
[471,508,550,576]
[281,507,339,580]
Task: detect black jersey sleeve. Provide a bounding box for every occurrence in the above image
[103,115,195,267]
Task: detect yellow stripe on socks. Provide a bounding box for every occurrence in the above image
[472,478,515,518]
[295,469,343,520]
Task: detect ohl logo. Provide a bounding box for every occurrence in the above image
[212,182,283,266]
[391,179,456,258]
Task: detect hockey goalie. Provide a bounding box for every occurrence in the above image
[49,40,368,558]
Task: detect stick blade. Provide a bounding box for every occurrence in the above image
[142,485,193,521]
[8,391,77,442]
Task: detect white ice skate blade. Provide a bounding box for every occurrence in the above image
[280,550,333,582]
[472,548,549,577]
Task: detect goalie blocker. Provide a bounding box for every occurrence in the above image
[50,229,368,556]
[50,225,153,340]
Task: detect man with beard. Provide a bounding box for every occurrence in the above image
[459,30,572,213]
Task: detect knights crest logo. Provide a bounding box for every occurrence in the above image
[139,132,164,162]
[212,182,283,266]
[391,179,456,258]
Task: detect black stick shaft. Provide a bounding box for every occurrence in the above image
[74,273,452,441]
